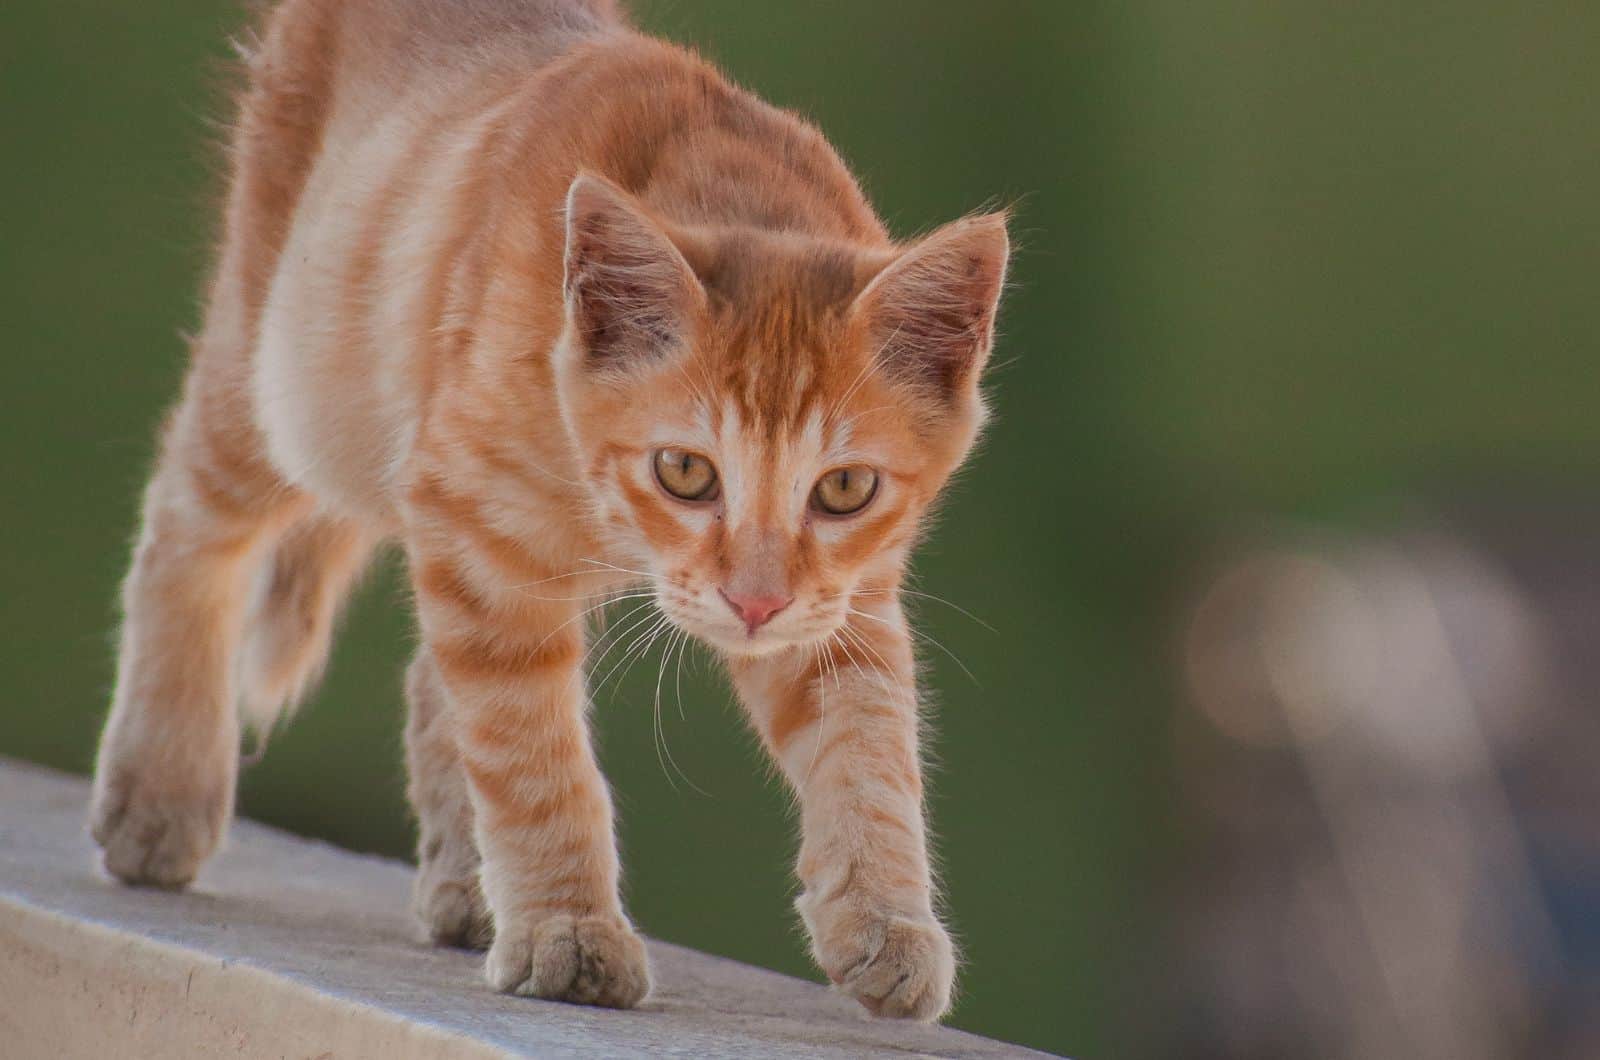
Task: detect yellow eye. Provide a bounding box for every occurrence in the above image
[812,465,879,516]
[654,448,719,501]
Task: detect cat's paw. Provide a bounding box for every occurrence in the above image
[813,911,956,1021]
[89,761,231,888]
[413,841,493,949]
[486,914,650,1009]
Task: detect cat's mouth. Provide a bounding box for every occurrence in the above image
[654,591,843,659]
[679,618,810,659]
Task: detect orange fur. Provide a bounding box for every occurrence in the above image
[90,0,1008,1021]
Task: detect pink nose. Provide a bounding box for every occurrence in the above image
[719,589,792,633]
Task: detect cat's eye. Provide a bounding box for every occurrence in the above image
[811,465,879,516]
[654,448,719,501]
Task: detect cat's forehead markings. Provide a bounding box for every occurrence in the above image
[774,357,816,403]
[691,401,715,440]
[713,400,750,512]
[738,355,785,425]
[716,398,745,443]
[718,341,826,433]
[707,400,813,527]
[799,409,826,465]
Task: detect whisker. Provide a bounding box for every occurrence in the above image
[799,641,829,789]
[576,557,656,579]
[826,322,903,427]
[651,628,709,796]
[667,350,717,414]
[829,403,900,437]
[819,630,842,692]
[503,567,641,592]
[672,623,691,722]
[593,612,673,701]
[528,592,652,657]
[566,599,662,702]
[848,606,979,687]
[830,627,894,708]
[850,587,997,634]
[589,595,659,644]
[689,353,723,416]
[513,585,653,605]
[836,622,907,705]
[650,628,682,795]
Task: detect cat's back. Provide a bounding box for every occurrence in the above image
[270,0,623,54]
[235,0,625,285]
[251,0,622,117]
[336,0,622,76]
[243,0,622,521]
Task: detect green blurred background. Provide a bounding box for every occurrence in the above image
[3,3,1597,1057]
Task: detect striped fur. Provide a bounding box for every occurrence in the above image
[90,0,1008,1021]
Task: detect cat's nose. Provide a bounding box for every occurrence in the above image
[719,588,792,633]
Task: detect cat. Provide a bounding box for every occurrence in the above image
[89,0,1008,1021]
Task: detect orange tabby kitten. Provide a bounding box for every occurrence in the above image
[90,0,1008,1020]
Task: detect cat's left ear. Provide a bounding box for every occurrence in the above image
[562,174,705,373]
[850,211,1010,405]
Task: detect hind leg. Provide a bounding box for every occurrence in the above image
[405,646,493,948]
[91,373,306,887]
[238,512,374,732]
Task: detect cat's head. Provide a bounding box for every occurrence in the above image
[554,175,1008,657]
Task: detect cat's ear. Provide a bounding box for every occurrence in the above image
[850,212,1010,403]
[562,174,704,371]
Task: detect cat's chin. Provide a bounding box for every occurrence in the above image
[691,630,798,659]
[679,623,823,660]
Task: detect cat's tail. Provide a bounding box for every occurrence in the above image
[237,513,374,736]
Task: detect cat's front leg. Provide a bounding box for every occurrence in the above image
[407,524,648,1009]
[730,594,955,1021]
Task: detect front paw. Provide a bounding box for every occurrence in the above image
[89,760,232,889]
[810,908,956,1021]
[486,915,650,1009]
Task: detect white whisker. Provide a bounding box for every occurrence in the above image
[836,621,907,705]
[651,628,709,796]
[528,592,653,658]
[565,599,662,702]
[799,641,829,789]
[848,606,978,687]
[593,612,672,701]
[850,587,996,633]
[825,322,903,427]
[576,557,656,580]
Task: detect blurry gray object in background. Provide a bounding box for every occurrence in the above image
[1174,509,1600,1060]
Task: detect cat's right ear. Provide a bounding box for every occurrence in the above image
[562,174,705,373]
